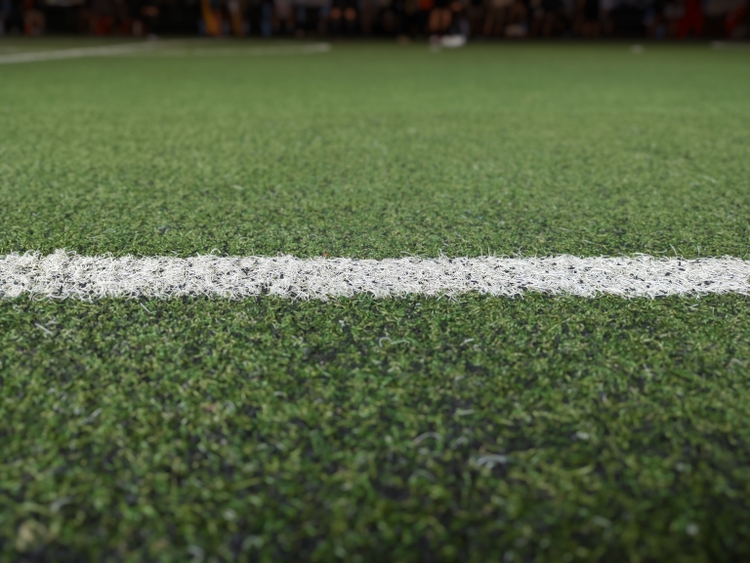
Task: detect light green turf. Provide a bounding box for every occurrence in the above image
[1,40,750,562]
[1,41,748,258]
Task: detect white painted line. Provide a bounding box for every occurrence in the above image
[0,41,331,65]
[711,41,750,50]
[0,41,169,65]
[2,251,749,300]
[142,43,332,57]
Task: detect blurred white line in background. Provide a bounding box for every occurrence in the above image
[139,43,332,57]
[0,40,330,65]
[0,40,166,65]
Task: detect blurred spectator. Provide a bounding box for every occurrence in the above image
[201,0,222,35]
[228,0,244,35]
[290,0,303,34]
[273,0,294,34]
[115,0,131,34]
[428,0,468,39]
[613,0,650,36]
[308,0,331,35]
[663,0,684,36]
[505,0,528,36]
[402,0,420,35]
[0,0,12,35]
[23,0,46,35]
[600,0,617,35]
[128,0,162,36]
[644,0,665,37]
[330,0,357,35]
[261,0,273,35]
[531,0,565,37]
[678,0,703,35]
[705,0,746,36]
[725,0,747,37]
[92,0,116,34]
[0,0,740,40]
[575,0,600,36]
[428,0,453,36]
[450,0,470,35]
[360,0,376,34]
[484,0,512,37]
[466,0,485,35]
[417,0,433,34]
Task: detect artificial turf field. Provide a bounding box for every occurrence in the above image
[2,39,750,561]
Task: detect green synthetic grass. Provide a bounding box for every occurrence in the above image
[1,40,750,561]
[2,41,749,258]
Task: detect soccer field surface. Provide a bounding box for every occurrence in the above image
[2,40,750,561]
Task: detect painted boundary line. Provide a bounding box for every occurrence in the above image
[711,41,750,50]
[142,43,332,57]
[0,41,164,65]
[0,41,331,65]
[2,251,749,300]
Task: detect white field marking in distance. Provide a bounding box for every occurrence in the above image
[1,251,749,300]
[138,43,332,57]
[0,40,179,65]
[0,40,331,65]
[711,41,750,50]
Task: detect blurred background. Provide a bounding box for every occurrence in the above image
[0,0,747,41]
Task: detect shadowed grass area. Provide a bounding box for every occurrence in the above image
[1,41,750,561]
[3,295,750,561]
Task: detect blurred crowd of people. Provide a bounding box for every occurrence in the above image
[0,0,747,40]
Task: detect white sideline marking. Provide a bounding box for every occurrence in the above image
[1,251,749,300]
[0,41,331,65]
[0,41,164,65]
[142,43,332,57]
[711,41,750,50]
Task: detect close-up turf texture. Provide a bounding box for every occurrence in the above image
[1,40,750,561]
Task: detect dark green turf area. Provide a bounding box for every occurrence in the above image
[2,41,750,561]
[3,296,750,561]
